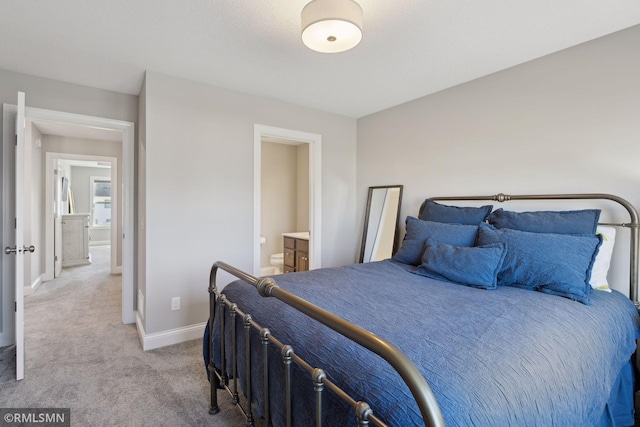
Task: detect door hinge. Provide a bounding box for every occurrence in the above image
[15,135,17,145]
[15,301,17,312]
[55,255,58,261]
[15,218,17,229]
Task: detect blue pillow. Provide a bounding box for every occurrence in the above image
[487,208,601,234]
[393,217,478,266]
[476,223,602,304]
[414,237,507,289]
[419,199,493,225]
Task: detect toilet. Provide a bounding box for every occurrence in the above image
[270,253,284,275]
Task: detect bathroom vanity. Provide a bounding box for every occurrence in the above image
[61,213,91,267]
[282,232,309,273]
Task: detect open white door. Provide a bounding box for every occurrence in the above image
[6,92,27,380]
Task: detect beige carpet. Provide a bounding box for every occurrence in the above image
[0,246,245,426]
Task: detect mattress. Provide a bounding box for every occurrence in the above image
[208,260,640,426]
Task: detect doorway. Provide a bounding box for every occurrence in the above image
[48,155,118,279]
[2,104,135,327]
[253,125,322,276]
[45,153,119,279]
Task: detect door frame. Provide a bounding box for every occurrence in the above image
[253,124,322,276]
[3,105,135,325]
[46,153,118,275]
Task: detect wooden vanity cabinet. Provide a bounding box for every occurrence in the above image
[283,236,309,273]
[284,237,296,273]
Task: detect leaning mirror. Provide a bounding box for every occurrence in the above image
[359,185,403,263]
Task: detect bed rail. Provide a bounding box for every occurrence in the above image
[428,193,640,304]
[208,261,446,427]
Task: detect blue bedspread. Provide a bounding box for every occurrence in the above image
[210,260,640,426]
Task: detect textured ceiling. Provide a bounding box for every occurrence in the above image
[2,1,640,118]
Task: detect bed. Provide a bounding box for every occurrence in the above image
[205,193,640,427]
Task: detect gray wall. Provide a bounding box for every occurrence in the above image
[141,71,357,334]
[0,68,137,343]
[357,25,640,294]
[261,142,298,268]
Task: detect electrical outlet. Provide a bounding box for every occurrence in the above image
[171,297,180,311]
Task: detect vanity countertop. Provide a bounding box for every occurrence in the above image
[282,232,310,240]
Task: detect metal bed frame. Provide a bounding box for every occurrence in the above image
[208,193,640,427]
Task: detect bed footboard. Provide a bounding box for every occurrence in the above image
[208,261,445,427]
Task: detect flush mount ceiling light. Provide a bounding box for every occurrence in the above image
[301,0,363,53]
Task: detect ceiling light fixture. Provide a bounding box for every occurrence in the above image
[301,0,363,53]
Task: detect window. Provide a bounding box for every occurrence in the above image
[90,177,111,228]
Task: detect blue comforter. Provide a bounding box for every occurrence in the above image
[210,260,640,426]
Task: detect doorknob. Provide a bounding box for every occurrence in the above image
[4,245,35,255]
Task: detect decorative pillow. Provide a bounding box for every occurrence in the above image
[392,217,478,266]
[419,199,493,225]
[476,223,602,304]
[590,226,615,292]
[487,208,601,235]
[414,237,507,289]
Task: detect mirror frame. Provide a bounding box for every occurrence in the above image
[359,185,404,263]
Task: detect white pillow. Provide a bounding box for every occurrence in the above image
[590,226,615,292]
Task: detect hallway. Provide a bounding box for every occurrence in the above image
[0,246,243,426]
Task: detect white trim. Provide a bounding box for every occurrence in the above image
[61,258,91,267]
[253,125,322,276]
[25,274,43,296]
[26,105,135,325]
[136,315,207,351]
[112,266,122,274]
[89,240,111,246]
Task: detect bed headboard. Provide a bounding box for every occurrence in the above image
[424,193,640,305]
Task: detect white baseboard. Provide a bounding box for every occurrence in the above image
[24,275,44,296]
[90,240,110,247]
[62,259,91,267]
[136,315,206,351]
[111,266,122,275]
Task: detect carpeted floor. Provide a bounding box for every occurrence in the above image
[0,246,246,426]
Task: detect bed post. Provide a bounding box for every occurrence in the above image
[208,265,220,415]
[312,368,326,426]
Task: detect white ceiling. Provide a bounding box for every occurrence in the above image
[2,1,640,118]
